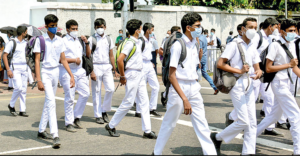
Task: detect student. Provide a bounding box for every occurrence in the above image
[256,19,300,155]
[105,19,156,139]
[228,24,243,43]
[135,23,161,117]
[153,12,217,155]
[150,34,159,74]
[4,26,29,117]
[115,29,124,47]
[212,17,262,155]
[60,19,91,132]
[34,14,75,148]
[226,31,233,44]
[162,30,171,44]
[89,18,119,124]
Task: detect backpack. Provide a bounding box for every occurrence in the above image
[213,40,249,94]
[259,40,294,91]
[115,38,137,73]
[78,37,94,76]
[257,31,263,49]
[26,35,46,74]
[1,39,16,71]
[217,37,221,48]
[161,31,200,99]
[293,38,300,96]
[91,34,111,53]
[226,36,232,44]
[139,37,146,52]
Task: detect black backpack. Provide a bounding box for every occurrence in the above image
[294,38,300,96]
[139,37,146,52]
[217,37,221,48]
[257,31,263,49]
[0,39,16,70]
[78,37,94,76]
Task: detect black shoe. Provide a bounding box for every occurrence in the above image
[225,112,234,127]
[210,132,222,155]
[7,87,14,90]
[150,110,162,117]
[259,99,264,103]
[214,89,219,95]
[105,124,120,137]
[19,112,29,117]
[263,129,284,137]
[102,112,110,123]
[66,124,76,133]
[135,112,141,118]
[260,110,265,117]
[96,117,104,124]
[287,122,291,130]
[161,92,167,107]
[8,104,17,116]
[276,122,288,130]
[28,84,33,87]
[37,131,53,140]
[52,137,61,148]
[143,131,157,139]
[74,118,83,129]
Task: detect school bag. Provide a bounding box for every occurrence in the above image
[259,40,295,92]
[26,35,46,74]
[257,31,263,49]
[115,38,137,73]
[213,40,249,94]
[216,37,221,48]
[91,34,111,53]
[139,37,146,52]
[77,37,94,76]
[1,39,16,71]
[293,38,300,96]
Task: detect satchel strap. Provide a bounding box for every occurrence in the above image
[235,40,250,92]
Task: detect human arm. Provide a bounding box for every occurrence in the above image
[110,49,120,78]
[60,52,75,88]
[266,59,297,73]
[117,53,126,85]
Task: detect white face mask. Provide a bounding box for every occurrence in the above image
[272,28,280,36]
[244,28,256,40]
[69,31,78,38]
[166,34,170,37]
[96,28,105,35]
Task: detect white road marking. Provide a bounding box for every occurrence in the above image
[0,146,52,155]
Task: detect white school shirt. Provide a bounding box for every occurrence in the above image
[268,34,280,44]
[221,38,261,77]
[139,36,153,61]
[267,37,297,81]
[169,34,199,81]
[4,37,27,64]
[121,36,143,70]
[62,34,84,69]
[88,33,114,64]
[33,33,66,68]
[210,34,217,47]
[151,38,159,51]
[252,29,269,54]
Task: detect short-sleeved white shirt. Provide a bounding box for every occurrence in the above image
[88,33,114,64]
[151,38,159,51]
[252,30,270,54]
[221,38,261,77]
[268,34,280,44]
[210,34,217,47]
[121,36,143,70]
[139,36,153,61]
[62,34,84,69]
[33,33,66,68]
[4,37,27,64]
[266,37,296,80]
[169,34,199,81]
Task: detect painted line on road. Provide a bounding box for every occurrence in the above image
[0,95,45,101]
[0,146,52,155]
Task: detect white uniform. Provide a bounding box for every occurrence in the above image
[4,38,28,112]
[60,34,90,126]
[217,38,260,155]
[108,36,151,133]
[34,33,66,138]
[88,33,115,118]
[256,37,300,154]
[136,36,159,113]
[154,34,217,155]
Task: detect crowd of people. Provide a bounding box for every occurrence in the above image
[1,11,300,155]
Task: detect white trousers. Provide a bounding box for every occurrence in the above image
[9,65,28,112]
[38,67,59,138]
[109,69,151,133]
[252,79,261,101]
[257,79,300,154]
[60,67,90,126]
[27,65,34,84]
[8,77,13,87]
[218,76,256,155]
[136,60,159,113]
[92,64,114,118]
[154,80,217,155]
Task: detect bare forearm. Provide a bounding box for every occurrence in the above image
[267,64,290,73]
[3,54,10,71]
[293,66,300,78]
[86,44,91,58]
[158,48,163,56]
[110,51,116,72]
[199,50,203,62]
[66,58,77,64]
[117,60,125,76]
[217,61,242,74]
[35,54,41,81]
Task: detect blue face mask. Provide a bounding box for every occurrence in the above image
[211,32,214,36]
[191,27,202,39]
[7,35,10,40]
[48,27,58,35]
[149,32,154,38]
[119,33,123,36]
[285,32,296,42]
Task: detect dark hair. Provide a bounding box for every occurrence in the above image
[126,32,130,38]
[7,30,14,36]
[297,21,300,30]
[211,28,216,32]
[237,24,243,31]
[171,26,181,34]
[126,19,142,35]
[44,14,59,25]
[204,29,208,34]
[276,15,286,24]
[229,31,233,35]
[262,17,279,29]
[62,34,66,38]
[56,32,62,37]
[242,17,257,27]
[119,29,123,32]
[259,22,264,29]
[281,19,297,31]
[143,23,154,34]
[94,18,106,27]
[201,26,205,34]
[66,19,78,29]
[181,12,202,33]
[0,36,4,49]
[16,26,27,36]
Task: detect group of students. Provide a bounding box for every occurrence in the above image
[3,11,300,155]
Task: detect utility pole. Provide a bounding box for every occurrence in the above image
[285,0,288,19]
[169,0,171,6]
[122,0,128,38]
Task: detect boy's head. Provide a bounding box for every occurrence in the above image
[16,25,28,39]
[170,26,181,34]
[229,31,233,35]
[237,24,243,36]
[242,17,257,40]
[94,18,106,35]
[66,19,78,37]
[143,23,154,36]
[126,19,143,36]
[262,17,279,36]
[280,19,297,42]
[181,12,202,38]
[44,14,59,35]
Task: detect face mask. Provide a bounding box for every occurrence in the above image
[48,27,57,35]
[166,34,170,37]
[119,33,123,36]
[69,31,78,38]
[211,32,214,36]
[149,32,154,38]
[191,29,200,39]
[285,32,296,42]
[272,28,280,36]
[96,28,104,35]
[7,35,10,40]
[244,28,256,40]
[204,34,208,37]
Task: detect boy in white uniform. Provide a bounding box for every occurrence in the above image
[60,19,91,132]
[105,19,156,139]
[88,18,119,124]
[153,12,217,155]
[256,19,300,155]
[212,17,262,155]
[5,26,29,117]
[34,14,75,148]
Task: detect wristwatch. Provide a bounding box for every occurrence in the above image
[85,41,90,45]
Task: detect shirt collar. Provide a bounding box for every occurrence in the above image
[66,34,78,41]
[44,32,57,41]
[237,37,253,46]
[95,33,106,38]
[143,36,150,42]
[279,36,287,45]
[260,29,268,39]
[182,34,196,44]
[130,36,138,42]
[14,37,26,43]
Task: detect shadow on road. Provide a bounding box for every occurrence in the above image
[1,130,52,145]
[86,127,142,139]
[0,110,14,117]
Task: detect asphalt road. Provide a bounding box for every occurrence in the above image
[0,79,297,155]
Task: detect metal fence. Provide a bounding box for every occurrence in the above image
[206,48,223,73]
